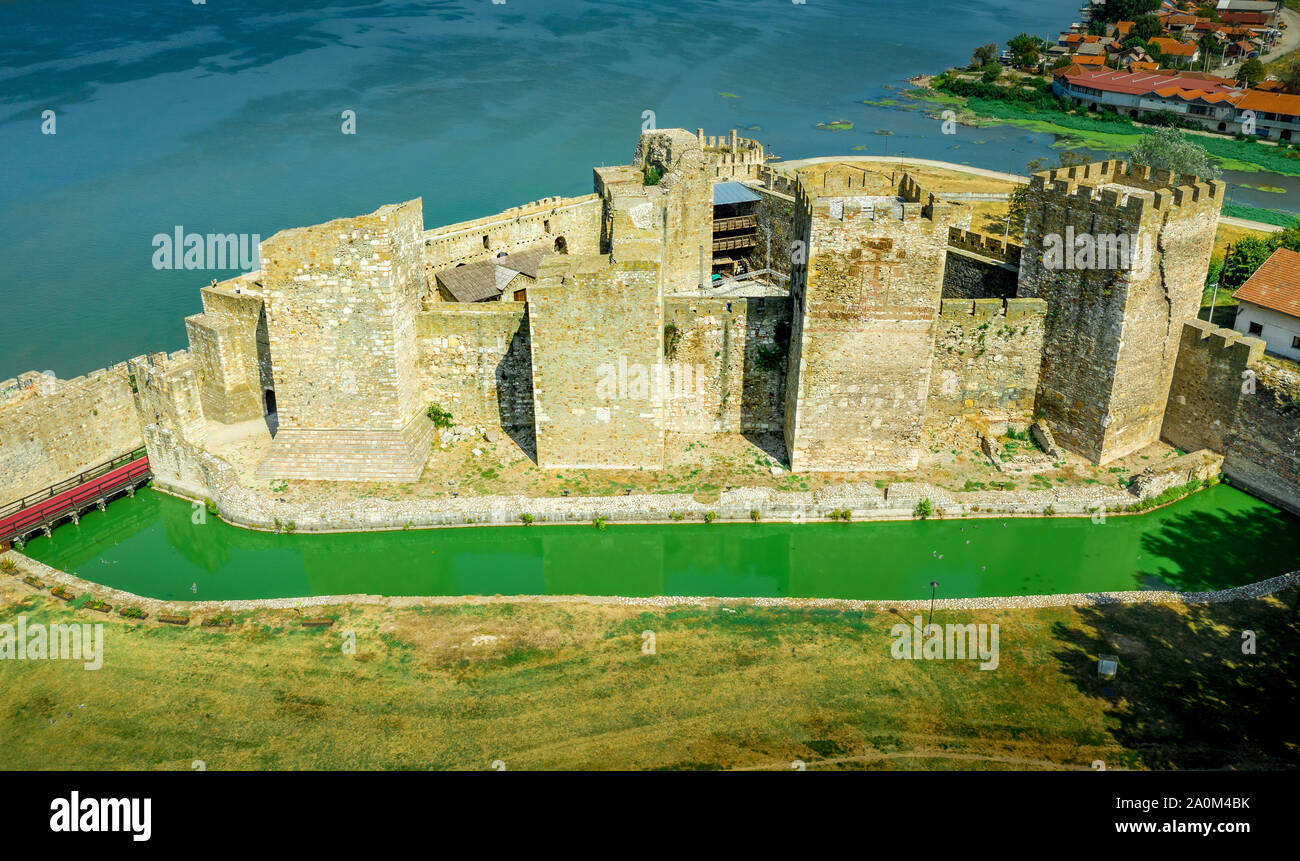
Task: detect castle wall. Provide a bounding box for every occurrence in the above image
[630,130,714,295]
[261,199,427,432]
[420,194,602,293]
[127,351,208,491]
[784,170,960,472]
[942,233,1021,300]
[529,259,664,469]
[662,296,790,435]
[1162,320,1300,514]
[1019,160,1223,464]
[0,365,142,503]
[928,298,1046,418]
[185,313,262,424]
[415,303,534,430]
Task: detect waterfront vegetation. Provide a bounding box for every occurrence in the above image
[928,74,1300,178]
[2,578,1296,770]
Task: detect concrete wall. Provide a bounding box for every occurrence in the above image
[1234,302,1300,362]
[0,365,142,503]
[662,295,790,435]
[529,258,664,469]
[1019,160,1223,464]
[929,298,1046,417]
[415,303,534,430]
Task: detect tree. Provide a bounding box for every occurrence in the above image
[1280,58,1300,94]
[1007,33,1044,67]
[1239,58,1266,88]
[1273,218,1300,253]
[1133,15,1163,42]
[1126,126,1223,180]
[1221,236,1275,289]
[972,43,998,68]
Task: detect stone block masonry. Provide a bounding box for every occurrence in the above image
[256,199,433,482]
[1020,160,1224,465]
[529,258,665,469]
[0,365,142,503]
[784,168,964,471]
[415,303,534,431]
[928,298,1046,418]
[662,296,791,435]
[1162,319,1300,514]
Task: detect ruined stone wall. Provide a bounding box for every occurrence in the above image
[631,130,714,295]
[0,365,142,503]
[1163,319,1262,454]
[753,186,795,279]
[1019,160,1223,464]
[415,303,534,430]
[261,199,426,432]
[784,169,961,471]
[420,194,602,292]
[1226,360,1300,515]
[928,298,1046,418]
[126,351,207,491]
[529,259,664,469]
[942,252,1019,299]
[661,295,790,435]
[1162,320,1300,514]
[184,282,270,425]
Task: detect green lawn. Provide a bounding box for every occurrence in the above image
[2,576,1296,770]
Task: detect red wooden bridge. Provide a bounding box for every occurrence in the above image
[0,448,151,546]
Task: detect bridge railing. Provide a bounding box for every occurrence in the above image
[0,446,148,521]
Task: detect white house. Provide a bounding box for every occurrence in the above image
[1233,247,1300,361]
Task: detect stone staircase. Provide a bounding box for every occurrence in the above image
[256,418,434,483]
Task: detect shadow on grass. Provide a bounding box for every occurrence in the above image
[1051,595,1300,769]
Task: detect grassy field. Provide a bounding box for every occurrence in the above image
[2,577,1296,770]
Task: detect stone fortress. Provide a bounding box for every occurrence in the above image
[3,128,1298,518]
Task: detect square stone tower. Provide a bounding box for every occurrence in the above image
[256,199,433,482]
[783,168,965,472]
[593,129,713,295]
[1018,161,1224,464]
[528,256,665,469]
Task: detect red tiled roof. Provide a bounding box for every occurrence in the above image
[1151,37,1198,56]
[1234,248,1300,319]
[1054,66,1239,98]
[1074,55,1107,66]
[1237,89,1300,118]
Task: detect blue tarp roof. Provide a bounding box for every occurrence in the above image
[713,181,761,206]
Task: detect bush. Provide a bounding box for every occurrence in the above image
[426,403,454,429]
[914,498,933,520]
[593,515,607,530]
[703,511,716,524]
[749,509,761,522]
[519,513,535,525]
[644,166,661,186]
[204,497,218,515]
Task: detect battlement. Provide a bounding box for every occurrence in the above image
[947,228,1023,266]
[1181,317,1266,365]
[939,297,1048,322]
[696,128,766,164]
[1029,159,1224,220]
[796,168,953,224]
[421,194,599,242]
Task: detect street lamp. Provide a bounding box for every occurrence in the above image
[928,581,940,628]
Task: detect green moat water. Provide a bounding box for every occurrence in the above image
[18,485,1300,602]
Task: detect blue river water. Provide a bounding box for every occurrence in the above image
[0,0,1290,378]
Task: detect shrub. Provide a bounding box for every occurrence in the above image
[426,403,454,429]
[204,497,218,515]
[119,606,147,619]
[914,498,933,520]
[0,558,17,574]
[703,511,716,524]
[520,513,535,525]
[749,509,761,522]
[644,166,661,186]
[593,515,607,530]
